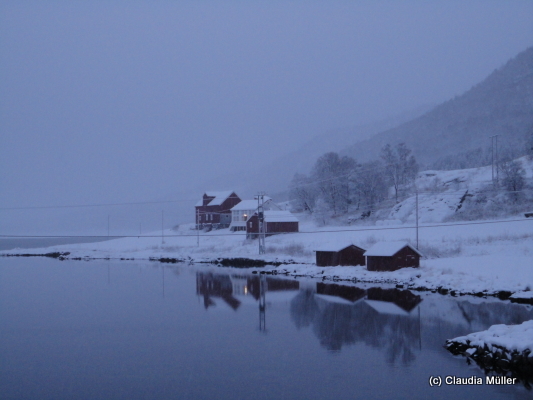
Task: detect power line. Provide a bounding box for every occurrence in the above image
[0,199,199,211]
[1,217,530,239]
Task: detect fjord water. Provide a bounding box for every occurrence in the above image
[1,258,531,400]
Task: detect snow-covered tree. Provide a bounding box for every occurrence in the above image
[527,127,533,160]
[380,143,418,203]
[289,173,317,213]
[312,198,330,226]
[312,152,356,215]
[353,161,388,210]
[500,159,526,201]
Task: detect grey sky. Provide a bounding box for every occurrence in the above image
[1,1,532,233]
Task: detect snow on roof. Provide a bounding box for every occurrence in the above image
[264,210,298,223]
[364,242,423,257]
[314,243,365,252]
[199,191,235,206]
[231,200,259,211]
[364,300,412,316]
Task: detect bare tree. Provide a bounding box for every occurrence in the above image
[380,143,418,203]
[500,159,526,201]
[289,173,317,213]
[354,161,388,210]
[312,152,356,215]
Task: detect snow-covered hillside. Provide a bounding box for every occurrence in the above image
[384,156,533,224]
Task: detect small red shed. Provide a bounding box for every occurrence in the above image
[246,210,298,238]
[314,244,366,267]
[364,242,422,271]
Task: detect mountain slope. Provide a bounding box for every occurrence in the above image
[341,47,533,167]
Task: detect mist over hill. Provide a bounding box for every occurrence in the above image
[215,46,533,202]
[206,105,434,200]
[340,47,533,168]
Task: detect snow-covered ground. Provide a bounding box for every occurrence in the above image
[385,156,533,223]
[2,214,532,297]
[449,320,533,355]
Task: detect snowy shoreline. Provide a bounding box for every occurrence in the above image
[446,321,533,387]
[2,217,533,302]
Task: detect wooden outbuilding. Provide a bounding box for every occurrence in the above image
[314,244,366,267]
[364,242,423,272]
[246,210,298,238]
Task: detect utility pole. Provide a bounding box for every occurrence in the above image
[415,187,419,250]
[107,215,110,237]
[490,135,499,185]
[257,192,266,255]
[196,208,200,247]
[494,135,500,183]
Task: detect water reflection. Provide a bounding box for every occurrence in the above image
[196,272,300,331]
[291,284,422,362]
[3,261,533,399]
[196,272,424,362]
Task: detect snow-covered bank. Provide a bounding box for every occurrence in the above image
[446,321,533,387]
[2,217,532,298]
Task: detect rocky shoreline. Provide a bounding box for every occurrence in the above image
[446,340,533,389]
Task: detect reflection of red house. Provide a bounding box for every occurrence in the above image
[364,242,422,271]
[246,210,299,238]
[195,191,241,229]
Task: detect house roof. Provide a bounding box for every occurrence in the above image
[364,242,423,257]
[314,243,365,252]
[231,200,260,211]
[263,210,298,223]
[197,191,236,207]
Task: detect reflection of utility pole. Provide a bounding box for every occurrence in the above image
[257,192,266,255]
[162,266,165,299]
[162,210,165,244]
[259,274,266,332]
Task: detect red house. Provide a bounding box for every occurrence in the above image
[195,191,241,229]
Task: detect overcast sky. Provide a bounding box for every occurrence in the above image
[1,1,532,234]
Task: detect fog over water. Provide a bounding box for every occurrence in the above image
[1,2,532,235]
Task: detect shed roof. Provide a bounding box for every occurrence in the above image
[264,210,298,223]
[364,242,423,257]
[314,243,365,253]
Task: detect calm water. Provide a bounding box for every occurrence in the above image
[1,258,532,400]
[0,238,118,251]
